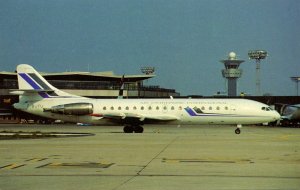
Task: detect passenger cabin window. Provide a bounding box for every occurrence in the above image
[141,106,144,110]
[163,106,167,110]
[125,106,129,110]
[209,106,212,110]
[148,106,152,110]
[110,106,114,110]
[171,106,175,110]
[103,106,106,110]
[133,106,137,110]
[216,106,220,110]
[118,106,121,110]
[225,106,228,110]
[156,106,159,110]
[201,106,205,110]
[178,106,182,110]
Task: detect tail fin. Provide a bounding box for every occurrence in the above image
[15,64,80,99]
[17,64,58,92]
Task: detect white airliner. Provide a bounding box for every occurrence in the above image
[12,64,280,134]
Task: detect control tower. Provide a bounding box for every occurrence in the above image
[220,52,245,96]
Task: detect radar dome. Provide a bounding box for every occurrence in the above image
[229,52,236,59]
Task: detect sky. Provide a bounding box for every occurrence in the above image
[0,0,299,96]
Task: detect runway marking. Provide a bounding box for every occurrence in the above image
[36,162,114,169]
[0,163,26,170]
[25,158,48,162]
[113,136,179,190]
[162,158,253,164]
[1,173,299,180]
[0,157,49,170]
[36,163,52,168]
[277,134,300,141]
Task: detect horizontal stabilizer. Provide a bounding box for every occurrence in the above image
[10,89,54,95]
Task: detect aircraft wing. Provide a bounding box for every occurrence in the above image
[93,112,179,122]
[143,114,179,121]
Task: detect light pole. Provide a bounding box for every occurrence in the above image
[248,50,267,96]
[291,77,300,96]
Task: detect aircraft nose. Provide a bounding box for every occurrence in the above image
[274,111,281,121]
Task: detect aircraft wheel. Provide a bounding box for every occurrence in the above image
[235,128,241,134]
[134,126,144,133]
[123,126,134,133]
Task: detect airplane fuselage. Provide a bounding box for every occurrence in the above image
[13,64,281,134]
[14,98,279,126]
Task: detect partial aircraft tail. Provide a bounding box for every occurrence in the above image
[13,64,81,99]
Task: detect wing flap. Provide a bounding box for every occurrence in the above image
[143,115,179,121]
[100,112,144,121]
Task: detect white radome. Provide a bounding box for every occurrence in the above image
[229,52,236,59]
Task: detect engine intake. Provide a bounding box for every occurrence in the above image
[44,103,93,115]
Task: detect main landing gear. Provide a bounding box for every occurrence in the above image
[123,125,144,133]
[235,124,242,134]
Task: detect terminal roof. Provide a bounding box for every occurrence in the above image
[0,71,155,82]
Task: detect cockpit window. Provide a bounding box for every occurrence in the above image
[261,106,273,111]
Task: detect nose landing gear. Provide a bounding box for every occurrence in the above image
[235,124,242,134]
[235,128,241,134]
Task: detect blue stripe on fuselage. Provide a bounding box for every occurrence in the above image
[185,107,229,117]
[184,107,197,116]
[184,107,264,118]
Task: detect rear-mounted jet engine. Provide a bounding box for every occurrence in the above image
[44,103,93,115]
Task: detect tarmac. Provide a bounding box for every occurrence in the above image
[0,124,299,190]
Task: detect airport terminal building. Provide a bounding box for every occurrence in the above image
[0,69,180,123]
